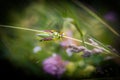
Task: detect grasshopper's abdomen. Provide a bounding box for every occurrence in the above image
[36,31,53,38]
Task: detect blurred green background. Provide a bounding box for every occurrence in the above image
[0,0,120,79]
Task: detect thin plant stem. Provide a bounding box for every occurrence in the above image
[0,24,118,56]
[72,0,120,36]
[63,35,119,57]
[0,25,44,33]
[74,23,85,47]
[63,35,110,53]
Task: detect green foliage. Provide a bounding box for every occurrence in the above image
[0,0,119,79]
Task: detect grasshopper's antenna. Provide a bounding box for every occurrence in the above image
[0,25,44,33]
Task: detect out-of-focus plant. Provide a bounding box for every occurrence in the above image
[0,0,120,79]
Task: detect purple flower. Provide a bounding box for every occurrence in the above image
[82,49,92,57]
[66,48,73,56]
[66,44,86,57]
[92,48,103,54]
[104,12,117,22]
[42,54,67,77]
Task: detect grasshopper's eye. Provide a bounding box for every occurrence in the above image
[60,32,65,37]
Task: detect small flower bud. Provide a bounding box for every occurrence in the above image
[89,38,98,46]
[66,45,86,57]
[33,46,42,53]
[66,48,73,56]
[82,49,92,57]
[78,46,86,51]
[92,48,103,54]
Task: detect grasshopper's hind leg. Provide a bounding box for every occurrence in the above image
[39,37,53,42]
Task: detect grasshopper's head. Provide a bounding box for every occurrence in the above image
[52,31,65,40]
[59,32,65,38]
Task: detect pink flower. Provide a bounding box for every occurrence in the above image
[42,54,68,77]
[60,30,78,48]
